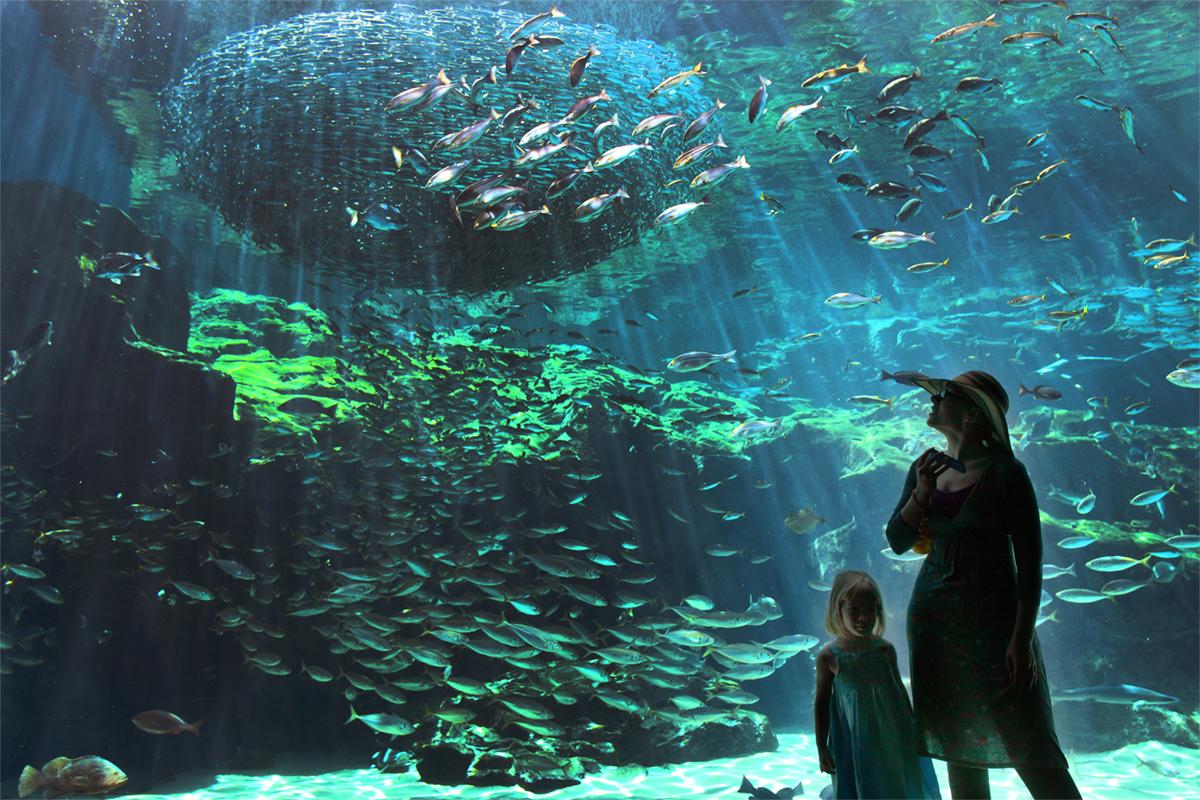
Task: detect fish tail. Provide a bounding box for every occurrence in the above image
[880,370,892,381]
[345,705,359,725]
[720,350,737,361]
[855,55,869,73]
[185,718,206,736]
[18,766,43,798]
[984,12,997,24]
[692,61,704,74]
[1019,383,1030,396]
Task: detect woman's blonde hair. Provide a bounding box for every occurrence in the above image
[825,570,886,638]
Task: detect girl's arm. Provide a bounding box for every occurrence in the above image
[885,461,922,554]
[1006,460,1043,643]
[814,647,836,773]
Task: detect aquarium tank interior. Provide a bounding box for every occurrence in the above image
[1,1,1198,798]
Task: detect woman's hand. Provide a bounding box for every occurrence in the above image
[818,745,836,774]
[1005,635,1038,693]
[914,447,950,503]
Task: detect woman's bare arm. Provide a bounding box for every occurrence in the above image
[886,462,923,553]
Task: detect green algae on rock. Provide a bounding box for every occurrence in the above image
[188,289,373,435]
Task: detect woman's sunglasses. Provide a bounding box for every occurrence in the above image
[933,385,968,401]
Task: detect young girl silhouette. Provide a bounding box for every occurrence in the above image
[814,570,941,799]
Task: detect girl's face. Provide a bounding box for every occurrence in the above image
[840,595,878,641]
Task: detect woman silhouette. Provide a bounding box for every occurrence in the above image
[885,370,1082,799]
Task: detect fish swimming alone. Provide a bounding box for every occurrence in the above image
[785,508,824,534]
[573,188,629,223]
[867,230,935,249]
[19,756,127,798]
[569,44,600,87]
[1052,684,1178,706]
[800,56,869,90]
[747,76,772,123]
[776,97,822,133]
[931,13,998,44]
[668,350,736,372]
[132,710,205,736]
[648,62,706,97]
[825,292,882,308]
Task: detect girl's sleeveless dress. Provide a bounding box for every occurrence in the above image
[826,639,941,799]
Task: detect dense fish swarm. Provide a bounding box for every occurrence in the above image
[161,7,716,291]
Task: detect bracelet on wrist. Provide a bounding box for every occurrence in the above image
[910,489,932,513]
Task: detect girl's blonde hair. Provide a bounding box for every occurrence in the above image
[825,570,886,638]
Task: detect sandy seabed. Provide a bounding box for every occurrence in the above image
[121,733,1198,800]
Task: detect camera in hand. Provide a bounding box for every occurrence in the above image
[932,451,966,472]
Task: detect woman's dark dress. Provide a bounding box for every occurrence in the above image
[885,455,1070,769]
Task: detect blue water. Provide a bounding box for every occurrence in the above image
[1,1,1197,797]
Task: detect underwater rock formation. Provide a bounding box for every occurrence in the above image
[161,7,716,291]
[0,182,236,488]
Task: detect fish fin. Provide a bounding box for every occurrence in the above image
[345,705,358,725]
[18,766,44,799]
[186,718,206,736]
[855,55,869,73]
[739,776,757,794]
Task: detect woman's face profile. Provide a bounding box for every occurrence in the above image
[840,596,878,640]
[927,385,975,434]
